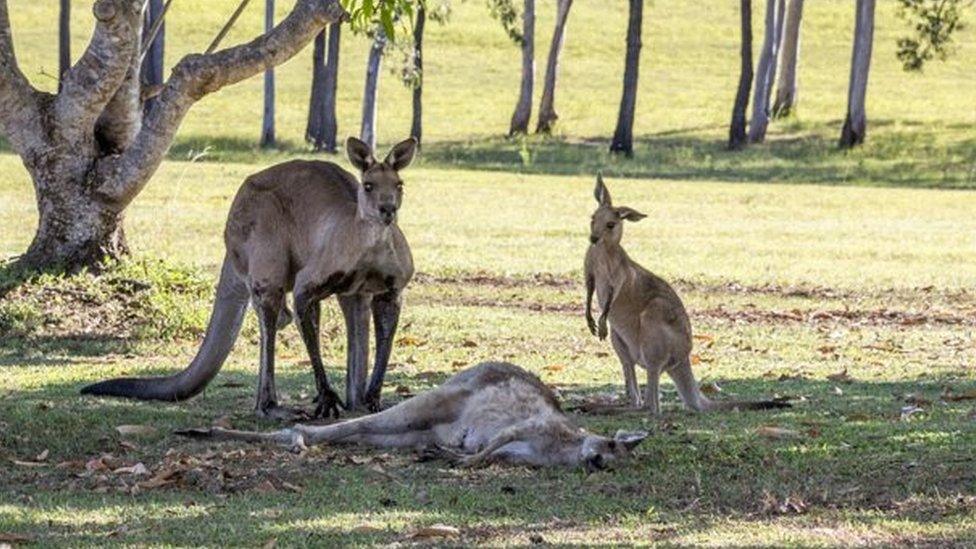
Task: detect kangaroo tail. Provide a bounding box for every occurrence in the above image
[669,356,791,412]
[81,256,249,402]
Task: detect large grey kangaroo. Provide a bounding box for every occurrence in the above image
[178,361,648,472]
[584,174,789,415]
[82,137,418,418]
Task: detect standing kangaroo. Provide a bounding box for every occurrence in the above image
[178,361,648,472]
[82,137,418,418]
[584,174,789,415]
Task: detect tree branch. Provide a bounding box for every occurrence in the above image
[95,27,144,153]
[0,0,44,156]
[55,0,144,141]
[96,0,348,209]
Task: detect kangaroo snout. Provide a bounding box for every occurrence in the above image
[379,204,397,224]
[589,235,599,244]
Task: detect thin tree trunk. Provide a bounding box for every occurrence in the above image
[509,0,535,136]
[410,5,425,146]
[771,0,802,118]
[361,30,385,150]
[58,0,70,89]
[536,0,572,134]
[141,0,165,113]
[839,0,875,148]
[609,0,642,156]
[728,0,753,150]
[747,0,782,143]
[306,30,326,147]
[322,23,341,152]
[260,0,276,148]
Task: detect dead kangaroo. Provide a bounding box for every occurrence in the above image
[82,137,418,418]
[584,174,789,415]
[178,361,648,472]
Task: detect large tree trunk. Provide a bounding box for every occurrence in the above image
[321,23,341,152]
[728,0,753,150]
[771,0,802,118]
[0,0,347,273]
[410,5,425,146]
[609,0,642,156]
[260,0,276,148]
[747,0,782,143]
[509,0,535,136]
[361,30,385,150]
[58,0,70,87]
[839,0,875,148]
[305,30,327,147]
[535,0,572,134]
[141,0,165,113]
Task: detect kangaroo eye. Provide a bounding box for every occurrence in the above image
[606,222,616,229]
[364,183,374,193]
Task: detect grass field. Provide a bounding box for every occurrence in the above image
[2,0,976,546]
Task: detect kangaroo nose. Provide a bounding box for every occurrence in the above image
[589,235,599,244]
[379,205,397,224]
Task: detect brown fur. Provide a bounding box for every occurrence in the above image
[584,174,789,415]
[178,361,647,471]
[83,138,419,418]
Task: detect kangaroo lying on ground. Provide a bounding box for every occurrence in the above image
[584,174,789,415]
[83,137,418,418]
[178,361,648,472]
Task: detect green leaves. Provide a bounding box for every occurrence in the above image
[341,0,425,40]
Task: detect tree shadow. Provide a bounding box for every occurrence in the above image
[419,120,976,189]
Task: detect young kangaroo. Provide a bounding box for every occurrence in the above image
[178,361,648,472]
[82,137,418,418]
[584,174,789,415]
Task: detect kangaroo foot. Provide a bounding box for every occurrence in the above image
[363,388,383,413]
[312,388,343,419]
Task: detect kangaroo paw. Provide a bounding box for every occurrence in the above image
[312,389,343,419]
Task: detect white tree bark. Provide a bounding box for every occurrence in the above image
[536,0,572,134]
[747,0,782,143]
[509,0,535,136]
[771,0,803,118]
[839,0,875,148]
[360,30,385,150]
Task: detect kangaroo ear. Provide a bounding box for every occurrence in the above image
[614,430,648,451]
[616,207,647,222]
[346,137,375,172]
[384,137,418,171]
[594,173,612,206]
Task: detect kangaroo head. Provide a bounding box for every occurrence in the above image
[589,173,646,246]
[578,430,648,473]
[346,137,418,226]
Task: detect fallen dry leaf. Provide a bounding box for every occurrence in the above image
[116,424,157,437]
[543,364,565,373]
[690,354,702,366]
[699,381,722,395]
[827,368,852,383]
[941,387,976,402]
[212,415,233,429]
[352,525,384,535]
[113,463,149,476]
[904,393,932,406]
[755,426,800,439]
[34,449,48,462]
[138,469,178,489]
[396,335,425,347]
[11,459,46,467]
[281,481,303,493]
[409,525,460,539]
[0,532,33,543]
[254,480,277,493]
[461,339,478,348]
[262,538,277,549]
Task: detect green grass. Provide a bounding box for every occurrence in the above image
[2,0,976,545]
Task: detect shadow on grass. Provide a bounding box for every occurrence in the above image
[420,120,976,189]
[1,369,975,544]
